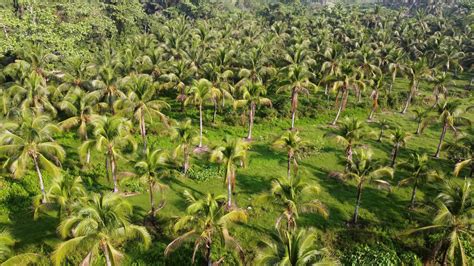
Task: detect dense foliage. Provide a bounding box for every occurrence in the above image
[0,0,473,265]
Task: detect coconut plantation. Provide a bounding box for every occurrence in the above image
[0,0,473,265]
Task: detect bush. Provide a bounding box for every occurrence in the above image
[187,165,224,183]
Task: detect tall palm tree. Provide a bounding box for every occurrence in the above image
[399,153,441,208]
[453,134,474,178]
[430,71,451,108]
[0,113,64,203]
[91,65,125,114]
[389,128,411,167]
[272,130,308,180]
[210,136,250,208]
[80,115,136,192]
[330,66,365,125]
[58,90,101,166]
[258,175,328,232]
[165,191,247,265]
[134,147,170,216]
[277,65,316,129]
[115,73,169,151]
[171,119,198,175]
[325,117,366,168]
[401,60,431,114]
[255,229,334,265]
[233,81,272,140]
[337,149,393,224]
[53,193,151,266]
[185,79,221,148]
[434,101,471,158]
[407,180,474,265]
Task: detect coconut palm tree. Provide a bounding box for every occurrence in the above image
[91,65,126,114]
[399,153,441,208]
[134,147,170,216]
[277,65,316,130]
[434,101,471,158]
[389,128,411,167]
[337,148,394,224]
[453,134,474,178]
[185,79,221,148]
[210,136,250,208]
[255,229,334,265]
[80,115,136,192]
[165,190,247,265]
[258,175,328,232]
[412,107,431,135]
[234,80,272,140]
[330,66,365,125]
[58,90,101,166]
[53,193,151,266]
[272,130,308,180]
[115,73,169,151]
[0,112,64,203]
[325,117,367,169]
[406,180,474,265]
[34,175,87,219]
[171,119,199,175]
[401,60,431,114]
[429,71,451,108]
[377,119,390,142]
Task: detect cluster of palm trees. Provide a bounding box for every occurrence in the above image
[0,2,473,265]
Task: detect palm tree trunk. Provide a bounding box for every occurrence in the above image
[410,181,418,208]
[140,112,147,151]
[206,240,212,266]
[368,107,375,120]
[199,104,203,148]
[183,147,189,174]
[378,128,384,142]
[105,156,110,182]
[352,183,363,224]
[415,119,422,135]
[247,103,255,140]
[434,123,447,158]
[213,100,217,123]
[111,154,118,193]
[32,155,47,204]
[290,88,297,129]
[390,144,399,167]
[346,144,353,170]
[149,181,155,215]
[227,173,232,208]
[332,89,346,125]
[287,152,292,180]
[402,82,416,114]
[85,132,91,165]
[101,242,113,266]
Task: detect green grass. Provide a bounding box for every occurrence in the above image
[1,75,473,261]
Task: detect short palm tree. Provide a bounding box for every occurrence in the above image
[389,128,411,167]
[325,117,366,169]
[115,74,169,151]
[399,153,441,208]
[165,190,247,265]
[377,119,390,142]
[80,115,136,192]
[401,60,431,114]
[453,134,474,178]
[210,136,250,208]
[256,229,334,266]
[407,180,474,265]
[53,193,151,266]
[34,175,86,219]
[412,107,431,135]
[338,148,394,224]
[185,79,221,148]
[233,80,272,140]
[258,175,328,232]
[58,90,100,166]
[171,119,199,175]
[0,113,64,203]
[434,101,471,158]
[134,147,170,216]
[272,130,308,180]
